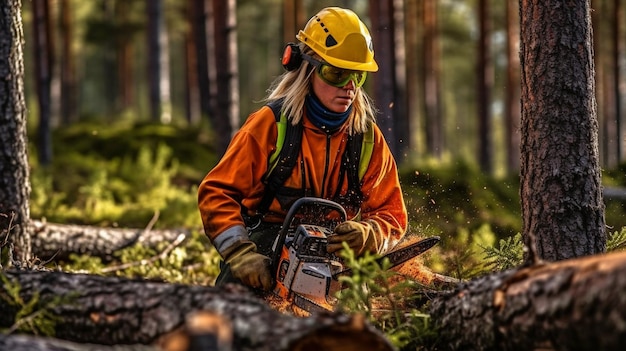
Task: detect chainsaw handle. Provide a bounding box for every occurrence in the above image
[282,197,347,227]
[270,197,347,275]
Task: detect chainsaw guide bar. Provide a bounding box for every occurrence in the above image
[332,236,441,279]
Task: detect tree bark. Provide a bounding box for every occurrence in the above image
[0,0,32,264]
[505,0,520,174]
[146,0,171,123]
[392,0,410,166]
[476,0,493,174]
[0,334,159,351]
[422,0,443,160]
[430,250,626,351]
[519,0,605,261]
[32,0,54,166]
[611,0,622,163]
[115,0,135,114]
[282,0,305,46]
[369,0,399,160]
[0,270,393,351]
[212,0,238,157]
[28,220,190,261]
[183,0,201,125]
[192,0,215,124]
[59,0,77,125]
[405,0,421,157]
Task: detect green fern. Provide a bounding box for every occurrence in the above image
[607,228,626,252]
[479,232,524,271]
[479,228,626,272]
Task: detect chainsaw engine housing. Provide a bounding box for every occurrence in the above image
[274,224,343,309]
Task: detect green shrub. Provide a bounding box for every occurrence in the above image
[62,230,221,285]
[335,243,438,350]
[31,141,200,229]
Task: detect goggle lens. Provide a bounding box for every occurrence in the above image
[318,64,367,88]
[301,54,367,88]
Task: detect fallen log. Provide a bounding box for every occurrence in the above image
[429,250,626,351]
[603,186,626,200]
[0,334,160,351]
[0,270,393,351]
[29,220,190,261]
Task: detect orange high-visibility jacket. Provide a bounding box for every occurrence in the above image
[198,105,408,257]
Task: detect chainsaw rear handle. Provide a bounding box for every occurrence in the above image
[270,197,347,276]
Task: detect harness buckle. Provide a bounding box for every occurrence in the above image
[245,215,262,233]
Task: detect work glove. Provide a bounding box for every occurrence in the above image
[223,241,274,291]
[327,220,384,256]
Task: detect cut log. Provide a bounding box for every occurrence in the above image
[29,220,190,261]
[0,270,394,351]
[429,250,626,351]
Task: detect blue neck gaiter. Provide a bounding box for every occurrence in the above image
[305,94,352,134]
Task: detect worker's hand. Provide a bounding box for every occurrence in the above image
[328,220,382,256]
[223,241,274,291]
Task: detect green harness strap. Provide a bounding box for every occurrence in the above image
[267,111,290,175]
[359,122,374,180]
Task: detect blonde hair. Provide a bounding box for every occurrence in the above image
[264,44,377,135]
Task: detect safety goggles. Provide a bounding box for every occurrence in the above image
[302,54,367,88]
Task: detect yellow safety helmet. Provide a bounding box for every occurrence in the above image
[296,7,378,72]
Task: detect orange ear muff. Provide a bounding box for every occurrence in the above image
[282,43,302,71]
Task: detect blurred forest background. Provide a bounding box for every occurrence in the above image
[19,0,626,277]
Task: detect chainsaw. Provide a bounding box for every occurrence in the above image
[269,197,440,313]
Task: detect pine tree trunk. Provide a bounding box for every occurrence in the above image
[212,0,238,157]
[146,0,171,123]
[32,0,54,166]
[422,0,443,159]
[369,0,399,159]
[59,0,77,124]
[519,0,605,261]
[505,0,520,174]
[476,0,493,174]
[0,0,32,264]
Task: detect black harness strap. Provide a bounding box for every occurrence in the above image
[334,132,364,201]
[256,99,364,217]
[256,100,303,215]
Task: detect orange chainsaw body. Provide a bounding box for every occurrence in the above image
[273,223,343,310]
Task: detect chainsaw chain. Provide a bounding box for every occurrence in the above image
[293,294,333,313]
